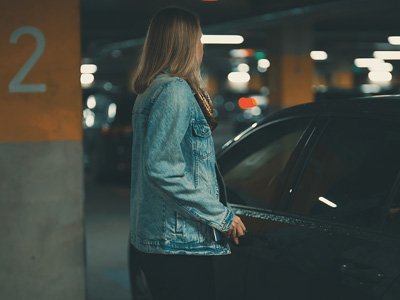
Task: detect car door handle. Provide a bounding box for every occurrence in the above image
[340,263,384,282]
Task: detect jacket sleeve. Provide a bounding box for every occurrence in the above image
[143,79,233,233]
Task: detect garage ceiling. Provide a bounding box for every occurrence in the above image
[80,0,400,90]
[81,0,400,52]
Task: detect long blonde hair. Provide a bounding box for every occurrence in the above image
[132,7,203,94]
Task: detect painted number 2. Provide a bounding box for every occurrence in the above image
[9,26,46,93]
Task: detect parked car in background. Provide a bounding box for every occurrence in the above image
[129,95,400,300]
[83,87,135,182]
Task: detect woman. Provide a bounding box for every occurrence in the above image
[130,7,246,300]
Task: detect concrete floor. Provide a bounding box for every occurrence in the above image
[85,177,132,300]
[84,119,236,300]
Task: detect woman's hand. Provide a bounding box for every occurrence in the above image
[226,215,246,245]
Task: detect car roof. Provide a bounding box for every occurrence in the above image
[259,94,400,125]
[218,95,400,153]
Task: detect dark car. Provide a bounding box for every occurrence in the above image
[129,95,400,300]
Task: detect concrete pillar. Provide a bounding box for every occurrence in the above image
[331,57,354,89]
[0,1,85,299]
[267,22,314,108]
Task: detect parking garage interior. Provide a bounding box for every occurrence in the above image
[2,0,400,299]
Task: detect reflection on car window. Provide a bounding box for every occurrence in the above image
[291,118,400,229]
[222,118,310,210]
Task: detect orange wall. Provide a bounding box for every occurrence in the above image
[0,0,82,143]
[268,54,314,108]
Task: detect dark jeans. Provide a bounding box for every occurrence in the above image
[133,246,216,300]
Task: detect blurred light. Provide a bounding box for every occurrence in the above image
[368,71,392,82]
[213,95,224,106]
[250,106,261,116]
[87,95,96,109]
[85,114,95,128]
[83,108,91,118]
[368,62,393,72]
[229,49,254,57]
[250,95,268,106]
[224,102,235,111]
[354,58,384,68]
[254,52,266,60]
[260,86,269,96]
[81,73,94,85]
[111,50,122,58]
[228,81,249,92]
[213,108,218,118]
[201,35,244,44]
[243,110,253,119]
[257,66,268,73]
[238,97,257,109]
[80,64,97,74]
[388,36,400,45]
[312,85,328,93]
[228,72,250,83]
[318,197,337,208]
[373,51,400,60]
[258,59,270,69]
[230,49,247,57]
[310,51,328,60]
[108,103,117,119]
[361,84,381,93]
[238,63,250,72]
[104,82,113,91]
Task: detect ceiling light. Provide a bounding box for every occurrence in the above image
[373,51,400,60]
[257,59,270,69]
[81,73,94,85]
[108,103,117,119]
[201,35,244,44]
[80,64,97,74]
[368,71,392,82]
[388,36,400,45]
[87,95,96,109]
[228,72,250,83]
[354,58,384,68]
[310,51,328,60]
[368,62,393,72]
[85,114,95,128]
[237,63,250,72]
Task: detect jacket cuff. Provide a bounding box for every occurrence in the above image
[218,207,234,233]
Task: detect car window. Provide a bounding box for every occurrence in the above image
[221,118,311,210]
[290,117,400,229]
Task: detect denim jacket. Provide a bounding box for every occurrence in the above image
[130,73,234,255]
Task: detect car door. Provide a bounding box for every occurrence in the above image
[214,117,317,300]
[239,116,400,300]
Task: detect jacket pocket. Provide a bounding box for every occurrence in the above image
[192,123,211,160]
